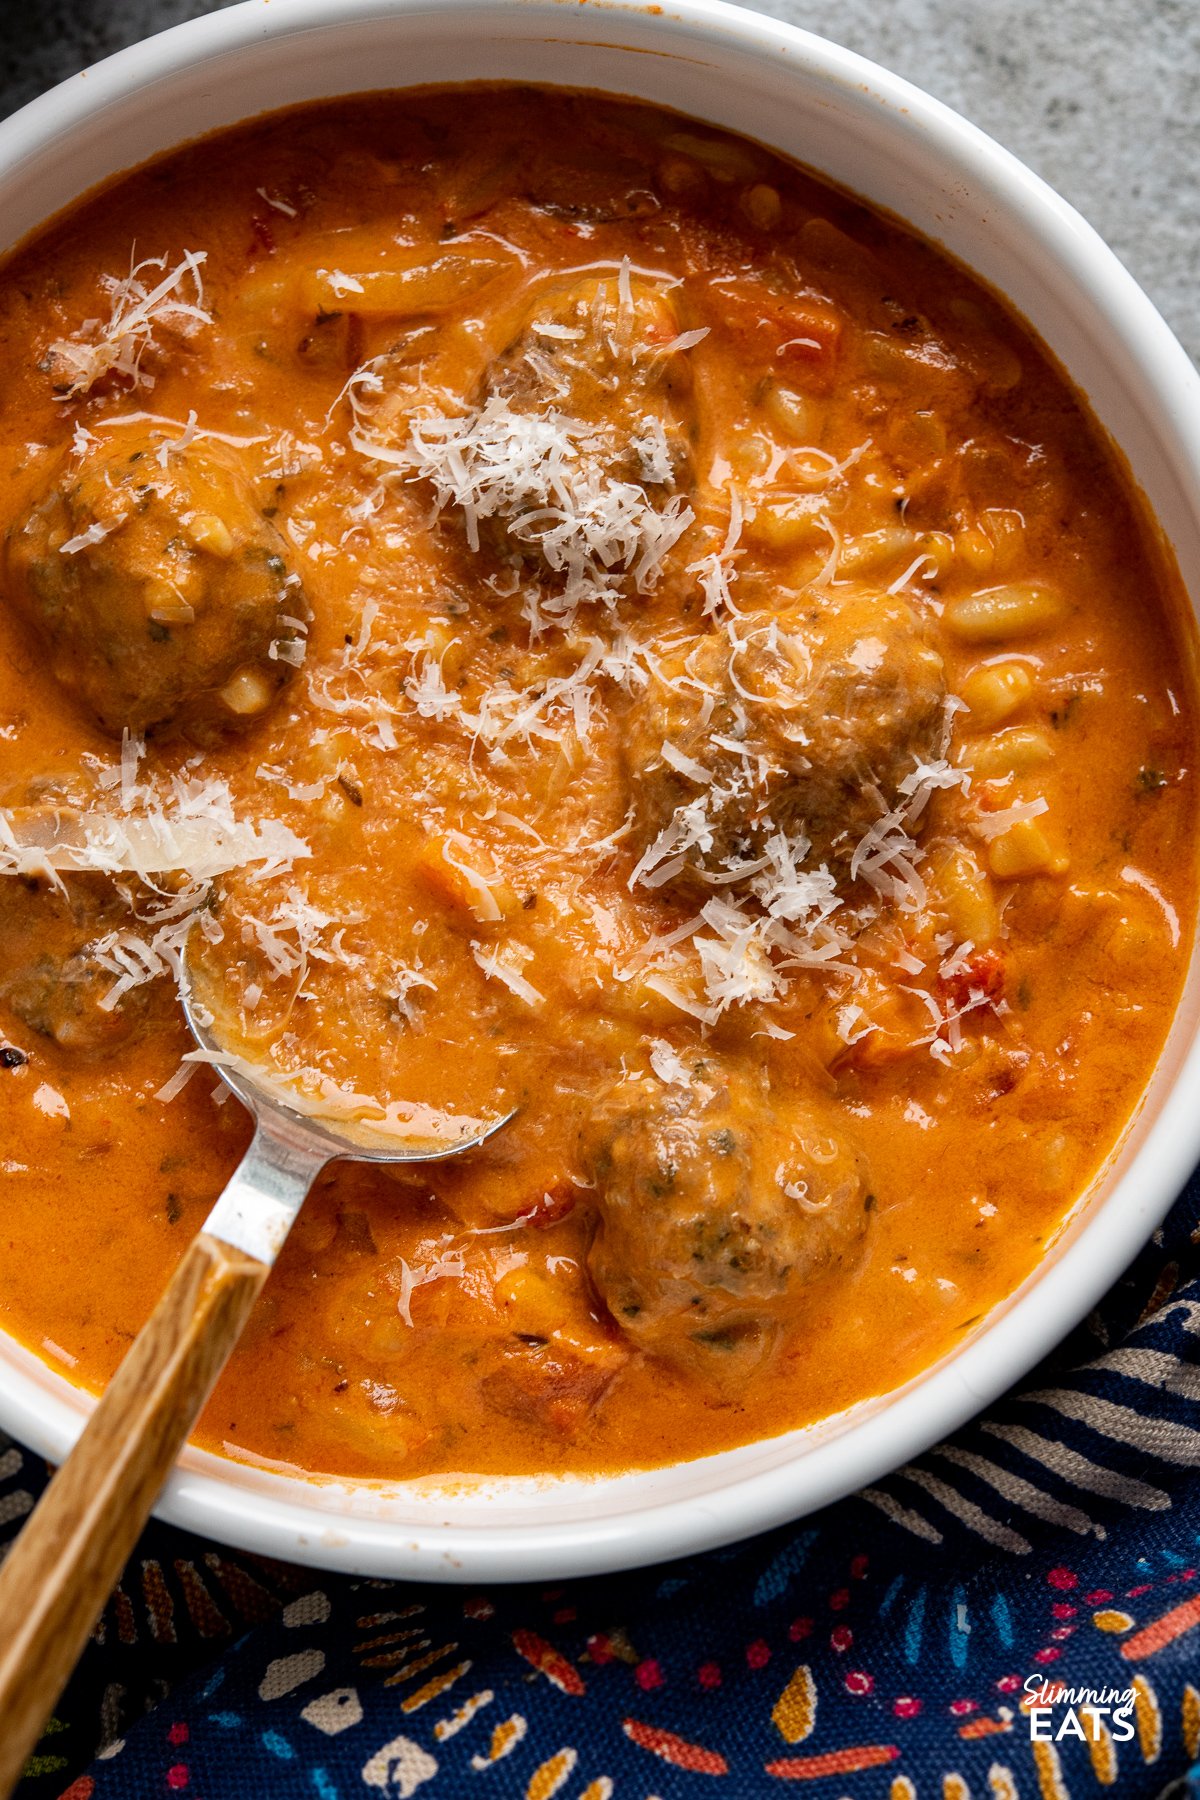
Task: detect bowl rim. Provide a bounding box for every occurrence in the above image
[2,0,1200,1583]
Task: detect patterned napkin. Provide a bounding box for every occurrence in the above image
[8,1174,1200,1800]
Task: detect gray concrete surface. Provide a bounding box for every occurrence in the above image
[0,0,1196,362]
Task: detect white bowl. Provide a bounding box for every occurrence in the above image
[2,0,1199,1583]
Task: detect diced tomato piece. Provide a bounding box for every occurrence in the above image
[938,947,1005,1010]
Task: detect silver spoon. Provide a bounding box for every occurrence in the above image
[0,945,513,1796]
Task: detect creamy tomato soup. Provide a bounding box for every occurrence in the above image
[0,89,1195,1481]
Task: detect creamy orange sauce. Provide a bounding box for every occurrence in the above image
[0,88,1195,1482]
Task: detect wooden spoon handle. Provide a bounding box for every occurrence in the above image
[0,1231,267,1794]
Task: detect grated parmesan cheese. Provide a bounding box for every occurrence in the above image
[389,957,436,1025]
[396,1245,467,1328]
[970,796,1049,841]
[0,740,310,1013]
[398,395,694,631]
[0,778,307,888]
[624,688,973,1025]
[154,1059,202,1103]
[256,187,299,218]
[46,250,211,398]
[59,519,117,556]
[471,940,545,1008]
[648,1038,691,1086]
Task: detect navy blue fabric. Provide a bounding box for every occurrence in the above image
[8,1175,1200,1799]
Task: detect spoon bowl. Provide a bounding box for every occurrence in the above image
[180,947,517,1163]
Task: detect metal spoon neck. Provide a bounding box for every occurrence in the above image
[203,1114,333,1266]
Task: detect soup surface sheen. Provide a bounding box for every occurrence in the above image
[0,89,1195,1481]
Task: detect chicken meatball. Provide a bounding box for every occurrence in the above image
[4,431,308,739]
[0,869,167,1055]
[485,271,693,479]
[627,585,946,883]
[423,272,697,608]
[581,1060,871,1377]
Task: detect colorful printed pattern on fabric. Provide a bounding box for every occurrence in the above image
[6,1176,1200,1799]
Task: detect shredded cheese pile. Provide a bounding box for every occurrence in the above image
[334,267,697,635]
[46,251,211,399]
[0,733,309,1012]
[402,398,693,631]
[601,486,974,1038]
